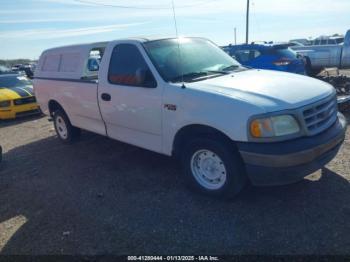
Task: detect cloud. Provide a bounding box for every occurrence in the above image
[34,0,350,15]
[0,23,148,39]
[38,0,215,9]
[2,0,350,17]
[0,18,99,24]
[1,0,349,59]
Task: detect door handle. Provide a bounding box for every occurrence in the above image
[101,93,111,101]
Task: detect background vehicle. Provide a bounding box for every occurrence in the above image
[34,37,347,198]
[0,73,39,119]
[222,43,306,75]
[0,66,11,74]
[289,38,310,46]
[310,35,344,46]
[11,64,22,72]
[291,30,350,75]
[11,64,34,79]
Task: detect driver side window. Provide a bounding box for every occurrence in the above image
[108,44,157,88]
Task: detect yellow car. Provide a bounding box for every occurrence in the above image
[0,73,40,120]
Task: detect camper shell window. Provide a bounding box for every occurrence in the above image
[60,53,81,73]
[42,54,61,72]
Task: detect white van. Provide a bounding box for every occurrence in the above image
[34,37,347,197]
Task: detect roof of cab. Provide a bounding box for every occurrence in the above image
[42,41,109,54]
[41,36,203,54]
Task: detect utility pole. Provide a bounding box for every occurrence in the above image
[246,0,250,44]
[234,27,237,45]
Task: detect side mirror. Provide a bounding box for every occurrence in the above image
[135,68,157,88]
[135,68,147,85]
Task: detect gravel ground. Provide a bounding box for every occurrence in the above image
[0,112,349,255]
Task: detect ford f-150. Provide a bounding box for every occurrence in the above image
[34,37,347,198]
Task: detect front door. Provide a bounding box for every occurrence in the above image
[98,42,163,153]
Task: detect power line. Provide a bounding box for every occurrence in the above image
[73,0,217,10]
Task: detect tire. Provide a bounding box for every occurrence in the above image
[304,57,323,77]
[310,68,323,77]
[181,137,247,198]
[53,109,81,144]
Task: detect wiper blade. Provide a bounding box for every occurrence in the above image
[221,65,240,72]
[170,70,232,83]
[170,72,208,83]
[206,70,231,75]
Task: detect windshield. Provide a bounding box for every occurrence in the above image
[0,75,32,88]
[144,38,242,83]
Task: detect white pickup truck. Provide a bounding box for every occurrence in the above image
[291,30,350,75]
[34,37,347,198]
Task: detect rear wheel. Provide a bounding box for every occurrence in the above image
[181,137,247,198]
[53,109,81,144]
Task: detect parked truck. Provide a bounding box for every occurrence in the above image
[291,30,350,75]
[34,37,347,198]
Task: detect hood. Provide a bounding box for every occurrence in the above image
[186,69,335,112]
[0,85,34,101]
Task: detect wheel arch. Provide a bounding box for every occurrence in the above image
[48,100,66,117]
[304,56,323,76]
[172,124,237,159]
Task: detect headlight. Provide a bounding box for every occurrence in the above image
[0,100,11,108]
[250,115,300,138]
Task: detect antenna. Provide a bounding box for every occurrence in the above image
[171,0,185,88]
[234,27,237,45]
[246,0,250,44]
[171,0,179,38]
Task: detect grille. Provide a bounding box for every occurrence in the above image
[302,95,338,135]
[14,96,36,106]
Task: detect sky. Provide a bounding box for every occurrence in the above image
[0,0,349,59]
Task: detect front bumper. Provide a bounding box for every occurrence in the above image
[237,113,347,186]
[0,103,40,120]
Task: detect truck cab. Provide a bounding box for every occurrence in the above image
[291,30,350,73]
[34,37,347,198]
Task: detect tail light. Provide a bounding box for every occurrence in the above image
[273,59,291,66]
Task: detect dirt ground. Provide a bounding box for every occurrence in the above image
[0,112,349,255]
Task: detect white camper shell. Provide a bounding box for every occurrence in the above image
[36,42,107,81]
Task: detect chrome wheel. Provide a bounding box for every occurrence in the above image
[190,149,227,190]
[55,115,68,139]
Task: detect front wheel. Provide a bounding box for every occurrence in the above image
[181,138,247,198]
[53,109,81,144]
